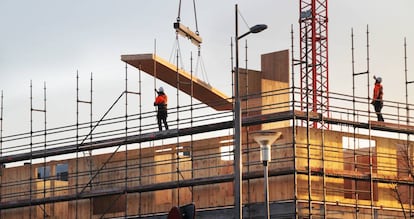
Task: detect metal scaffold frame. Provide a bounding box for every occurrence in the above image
[76,71,94,218]
[351,25,375,218]
[29,81,47,218]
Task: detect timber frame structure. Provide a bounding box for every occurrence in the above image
[1,48,414,219]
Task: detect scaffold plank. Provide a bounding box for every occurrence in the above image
[121,54,232,111]
[369,120,414,132]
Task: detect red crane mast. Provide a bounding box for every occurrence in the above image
[299,0,329,128]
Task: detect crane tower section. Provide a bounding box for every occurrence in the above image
[299,0,329,128]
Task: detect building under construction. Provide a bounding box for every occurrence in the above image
[1,2,414,219]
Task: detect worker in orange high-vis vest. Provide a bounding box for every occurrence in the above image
[154,86,169,131]
[371,76,384,122]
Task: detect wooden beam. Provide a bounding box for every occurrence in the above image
[121,54,232,111]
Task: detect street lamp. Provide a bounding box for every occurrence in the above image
[252,131,282,219]
[234,4,268,219]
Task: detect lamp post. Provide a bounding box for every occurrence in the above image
[234,4,267,219]
[252,131,282,219]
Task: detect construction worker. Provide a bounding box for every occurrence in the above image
[371,76,384,122]
[154,86,169,131]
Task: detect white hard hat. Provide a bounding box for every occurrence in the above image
[376,77,382,83]
[158,86,164,92]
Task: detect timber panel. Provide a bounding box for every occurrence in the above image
[121,54,232,111]
[3,126,414,217]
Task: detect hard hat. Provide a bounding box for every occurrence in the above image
[373,75,382,83]
[376,77,382,83]
[158,86,164,92]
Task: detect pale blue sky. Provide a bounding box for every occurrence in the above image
[1,0,413,135]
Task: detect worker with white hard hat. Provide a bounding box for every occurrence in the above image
[372,75,384,121]
[154,86,169,131]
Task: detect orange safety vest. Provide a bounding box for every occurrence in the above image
[373,83,383,101]
[154,93,168,110]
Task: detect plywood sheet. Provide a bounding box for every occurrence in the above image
[121,54,232,111]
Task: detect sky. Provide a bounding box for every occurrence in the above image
[1,0,414,136]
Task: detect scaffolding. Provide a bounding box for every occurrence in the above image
[0,34,413,218]
[1,78,414,218]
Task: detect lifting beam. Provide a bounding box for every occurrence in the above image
[174,22,202,46]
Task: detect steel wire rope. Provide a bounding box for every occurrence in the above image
[176,0,200,35]
[193,0,199,34]
[194,47,209,84]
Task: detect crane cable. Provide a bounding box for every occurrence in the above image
[176,0,200,36]
[175,0,210,84]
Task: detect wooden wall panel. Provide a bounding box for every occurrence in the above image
[3,126,414,217]
[261,79,290,130]
[261,50,289,83]
[239,68,261,99]
[269,175,294,201]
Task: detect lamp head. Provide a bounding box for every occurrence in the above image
[252,131,282,163]
[250,24,268,34]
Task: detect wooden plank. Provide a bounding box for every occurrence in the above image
[121,54,232,111]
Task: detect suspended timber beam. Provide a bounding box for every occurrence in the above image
[121,53,233,111]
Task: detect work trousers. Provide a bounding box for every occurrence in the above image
[157,110,168,131]
[373,100,384,122]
